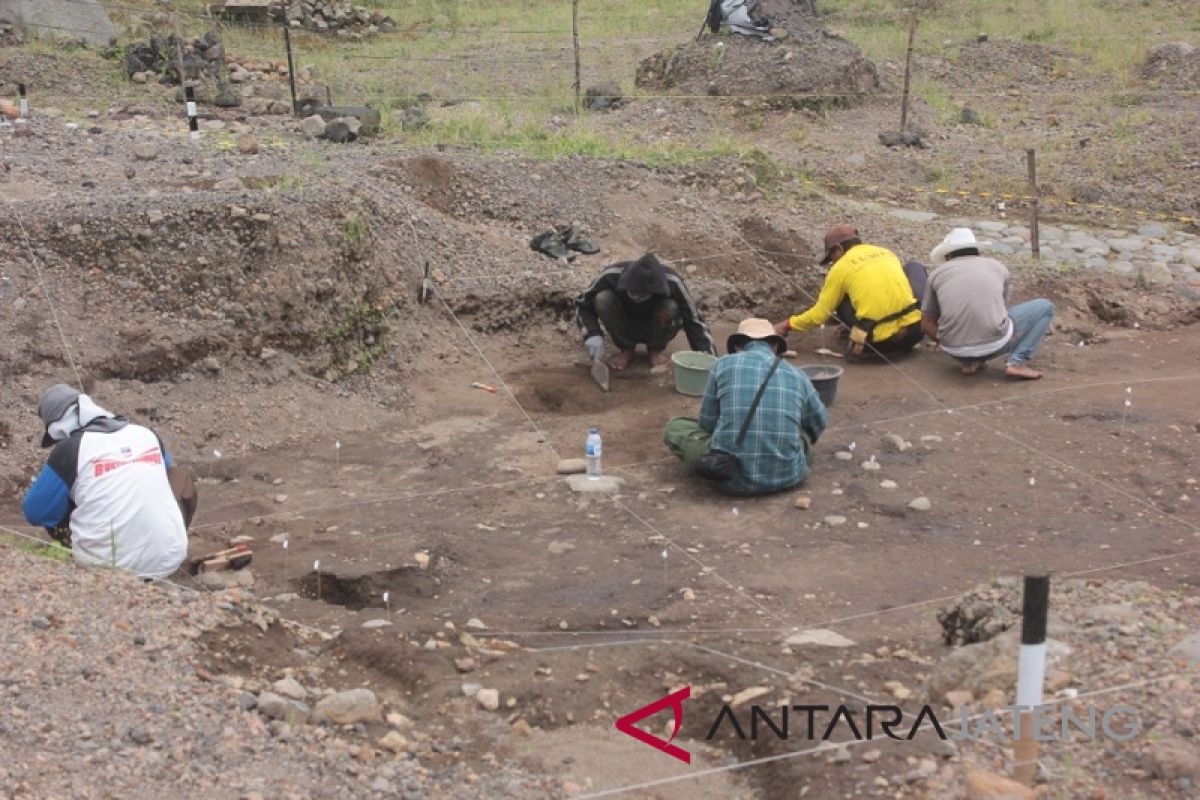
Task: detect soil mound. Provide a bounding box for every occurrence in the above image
[940,37,1084,89]
[1139,42,1200,88]
[635,1,879,108]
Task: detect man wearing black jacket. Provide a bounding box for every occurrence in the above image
[575,253,716,370]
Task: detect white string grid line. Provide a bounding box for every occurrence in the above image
[6,203,1196,646]
[10,206,84,390]
[726,220,1200,543]
[134,371,1195,539]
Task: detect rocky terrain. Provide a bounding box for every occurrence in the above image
[0,545,555,799]
[1,3,1198,798]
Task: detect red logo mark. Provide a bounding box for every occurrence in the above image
[93,447,163,478]
[615,686,691,764]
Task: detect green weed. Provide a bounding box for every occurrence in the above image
[1,534,74,564]
[341,210,371,245]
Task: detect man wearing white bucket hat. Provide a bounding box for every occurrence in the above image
[921,228,1055,380]
[663,318,827,495]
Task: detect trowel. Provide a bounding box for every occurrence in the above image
[590,358,610,392]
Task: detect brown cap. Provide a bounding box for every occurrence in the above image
[820,224,859,265]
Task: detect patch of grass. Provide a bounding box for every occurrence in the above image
[924,165,949,185]
[821,0,1196,78]
[744,147,781,190]
[399,109,752,164]
[0,534,73,564]
[342,210,371,245]
[911,77,954,119]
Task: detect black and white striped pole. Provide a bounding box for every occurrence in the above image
[185,85,199,140]
[1013,574,1050,785]
[17,83,28,120]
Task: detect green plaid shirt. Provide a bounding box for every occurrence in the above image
[699,341,827,494]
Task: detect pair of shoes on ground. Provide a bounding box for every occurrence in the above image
[530,222,600,260]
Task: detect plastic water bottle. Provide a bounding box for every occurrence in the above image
[585,427,602,479]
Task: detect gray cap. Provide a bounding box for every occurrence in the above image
[38,384,80,447]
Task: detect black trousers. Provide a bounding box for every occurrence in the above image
[834,260,927,355]
[594,290,682,350]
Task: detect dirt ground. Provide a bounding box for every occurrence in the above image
[2,10,1199,798]
[94,316,1200,798]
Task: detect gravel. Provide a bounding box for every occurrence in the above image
[0,546,554,798]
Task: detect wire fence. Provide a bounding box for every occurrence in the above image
[8,0,1191,229]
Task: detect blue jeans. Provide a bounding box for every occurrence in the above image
[959,299,1054,367]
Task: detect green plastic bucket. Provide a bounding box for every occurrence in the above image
[671,351,717,396]
[800,364,844,408]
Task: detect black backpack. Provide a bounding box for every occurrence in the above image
[706,0,723,33]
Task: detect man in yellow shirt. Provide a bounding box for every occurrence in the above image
[773,224,925,358]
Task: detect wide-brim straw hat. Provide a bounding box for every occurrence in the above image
[726,317,787,356]
[930,227,989,264]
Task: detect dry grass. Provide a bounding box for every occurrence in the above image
[51,0,1200,166]
[820,0,1199,79]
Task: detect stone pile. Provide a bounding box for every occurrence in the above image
[123,32,224,85]
[273,1,397,35]
[298,105,382,143]
[948,217,1200,300]
[969,217,1200,296]
[124,30,327,116]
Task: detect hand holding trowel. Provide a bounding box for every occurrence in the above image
[584,335,610,391]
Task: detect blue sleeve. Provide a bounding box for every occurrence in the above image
[155,434,172,469]
[698,364,721,433]
[800,379,829,445]
[23,464,71,528]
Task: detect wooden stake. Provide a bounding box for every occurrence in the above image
[282,24,299,116]
[1013,575,1050,785]
[571,0,582,111]
[899,8,918,133]
[1026,149,1041,260]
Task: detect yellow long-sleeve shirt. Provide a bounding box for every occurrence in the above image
[787,243,921,341]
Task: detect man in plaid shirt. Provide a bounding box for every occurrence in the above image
[664,319,827,495]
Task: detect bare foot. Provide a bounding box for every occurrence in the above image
[607,349,635,371]
[648,349,670,368]
[960,361,985,375]
[1005,363,1043,380]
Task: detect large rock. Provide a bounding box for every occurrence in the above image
[315,105,382,136]
[197,567,254,590]
[312,688,379,725]
[963,769,1035,800]
[784,628,856,648]
[584,82,623,111]
[1138,261,1174,287]
[927,629,1070,703]
[937,578,1020,645]
[299,114,327,138]
[323,119,356,144]
[255,691,309,724]
[1145,738,1200,779]
[1169,630,1200,665]
[0,0,117,46]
